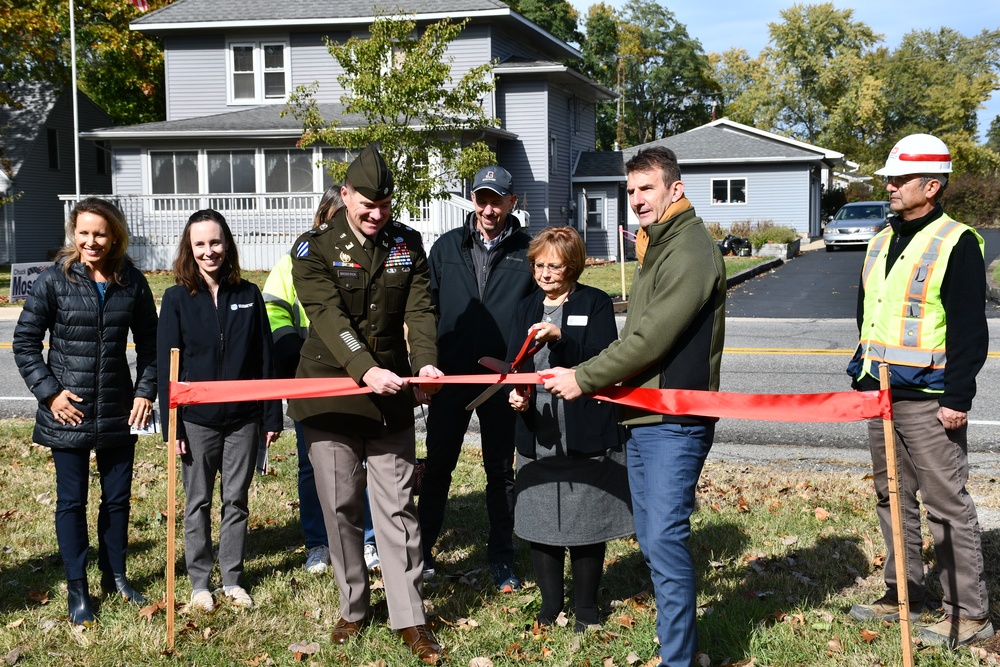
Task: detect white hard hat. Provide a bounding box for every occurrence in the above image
[875,133,952,176]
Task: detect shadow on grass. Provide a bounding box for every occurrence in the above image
[693,523,870,659]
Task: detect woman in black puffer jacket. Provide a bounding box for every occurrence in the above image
[13,198,158,625]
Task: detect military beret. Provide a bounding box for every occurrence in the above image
[346,144,394,200]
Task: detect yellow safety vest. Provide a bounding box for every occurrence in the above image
[849,213,984,393]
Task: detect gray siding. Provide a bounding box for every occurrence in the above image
[682,164,812,235]
[290,31,348,100]
[490,24,556,62]
[9,92,112,262]
[113,147,143,195]
[445,26,495,118]
[496,80,548,232]
[165,35,228,121]
[547,88,572,227]
[576,183,619,259]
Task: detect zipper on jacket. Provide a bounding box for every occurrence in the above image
[215,290,228,425]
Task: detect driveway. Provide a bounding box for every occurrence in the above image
[726,228,1000,319]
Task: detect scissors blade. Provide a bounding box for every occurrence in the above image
[465,357,513,410]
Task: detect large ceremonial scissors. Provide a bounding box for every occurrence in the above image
[464,330,544,411]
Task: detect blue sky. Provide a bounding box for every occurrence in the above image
[568,0,1000,142]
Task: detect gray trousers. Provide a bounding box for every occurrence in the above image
[181,419,260,590]
[867,399,990,619]
[303,423,425,630]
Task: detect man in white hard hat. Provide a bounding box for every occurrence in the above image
[847,133,993,648]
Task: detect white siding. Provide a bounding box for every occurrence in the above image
[164,35,228,121]
[683,164,813,235]
[496,80,548,232]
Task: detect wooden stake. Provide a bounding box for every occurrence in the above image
[879,362,914,667]
[619,225,626,302]
[166,348,179,648]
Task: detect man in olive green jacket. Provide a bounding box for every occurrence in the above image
[289,144,444,664]
[544,146,725,667]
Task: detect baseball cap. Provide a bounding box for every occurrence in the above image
[472,166,513,197]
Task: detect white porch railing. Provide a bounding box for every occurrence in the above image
[58,193,475,271]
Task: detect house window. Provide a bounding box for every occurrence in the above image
[229,41,288,103]
[265,149,314,193]
[151,151,199,194]
[208,150,256,193]
[47,128,60,170]
[711,178,747,204]
[320,148,356,189]
[95,141,112,175]
[549,136,557,174]
[586,195,604,229]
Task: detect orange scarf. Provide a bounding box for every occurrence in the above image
[635,196,692,266]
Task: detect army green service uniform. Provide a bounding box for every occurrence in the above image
[289,209,437,630]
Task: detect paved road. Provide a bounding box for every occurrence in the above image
[726,228,1000,319]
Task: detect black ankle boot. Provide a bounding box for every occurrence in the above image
[66,578,95,625]
[101,573,148,605]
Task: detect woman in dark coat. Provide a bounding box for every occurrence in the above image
[508,226,632,631]
[13,197,158,625]
[157,209,282,611]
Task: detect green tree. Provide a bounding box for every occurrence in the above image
[511,0,582,46]
[711,47,779,129]
[579,0,716,149]
[0,0,166,125]
[615,0,717,145]
[988,115,1000,154]
[579,3,619,149]
[286,13,497,216]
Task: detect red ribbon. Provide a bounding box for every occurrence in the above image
[169,374,889,423]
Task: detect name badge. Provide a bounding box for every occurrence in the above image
[337,269,361,279]
[566,315,588,327]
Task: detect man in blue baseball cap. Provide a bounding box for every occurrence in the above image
[418,164,537,592]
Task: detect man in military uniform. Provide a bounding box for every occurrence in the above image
[290,144,444,664]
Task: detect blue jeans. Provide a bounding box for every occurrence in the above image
[296,421,375,548]
[627,422,713,667]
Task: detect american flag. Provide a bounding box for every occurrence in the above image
[132,0,149,11]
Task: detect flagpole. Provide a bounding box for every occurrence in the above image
[69,0,81,201]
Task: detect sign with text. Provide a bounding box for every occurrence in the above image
[10,262,54,302]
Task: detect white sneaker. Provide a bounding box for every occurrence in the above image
[189,590,215,612]
[224,585,253,608]
[304,545,330,574]
[364,543,380,571]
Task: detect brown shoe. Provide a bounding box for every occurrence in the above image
[331,616,367,644]
[399,624,443,665]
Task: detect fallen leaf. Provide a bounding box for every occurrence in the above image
[555,611,569,628]
[814,507,831,521]
[737,496,750,512]
[782,535,798,546]
[139,599,165,621]
[626,651,642,664]
[26,591,49,605]
[826,635,842,653]
[540,647,553,658]
[603,658,616,667]
[616,614,635,629]
[469,658,494,667]
[5,647,22,665]
[695,653,712,667]
[5,618,24,629]
[288,641,319,660]
[860,628,878,643]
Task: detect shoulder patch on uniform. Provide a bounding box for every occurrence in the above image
[296,241,309,258]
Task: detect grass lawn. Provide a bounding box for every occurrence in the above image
[0,259,768,306]
[0,419,997,665]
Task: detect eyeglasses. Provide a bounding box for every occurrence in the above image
[531,262,567,274]
[881,174,922,188]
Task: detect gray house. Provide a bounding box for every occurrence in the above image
[0,82,112,262]
[79,0,614,269]
[572,117,846,257]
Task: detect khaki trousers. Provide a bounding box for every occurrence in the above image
[303,423,425,629]
[867,399,990,619]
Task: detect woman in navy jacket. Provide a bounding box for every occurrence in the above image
[157,209,281,611]
[507,226,632,630]
[13,198,157,625]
